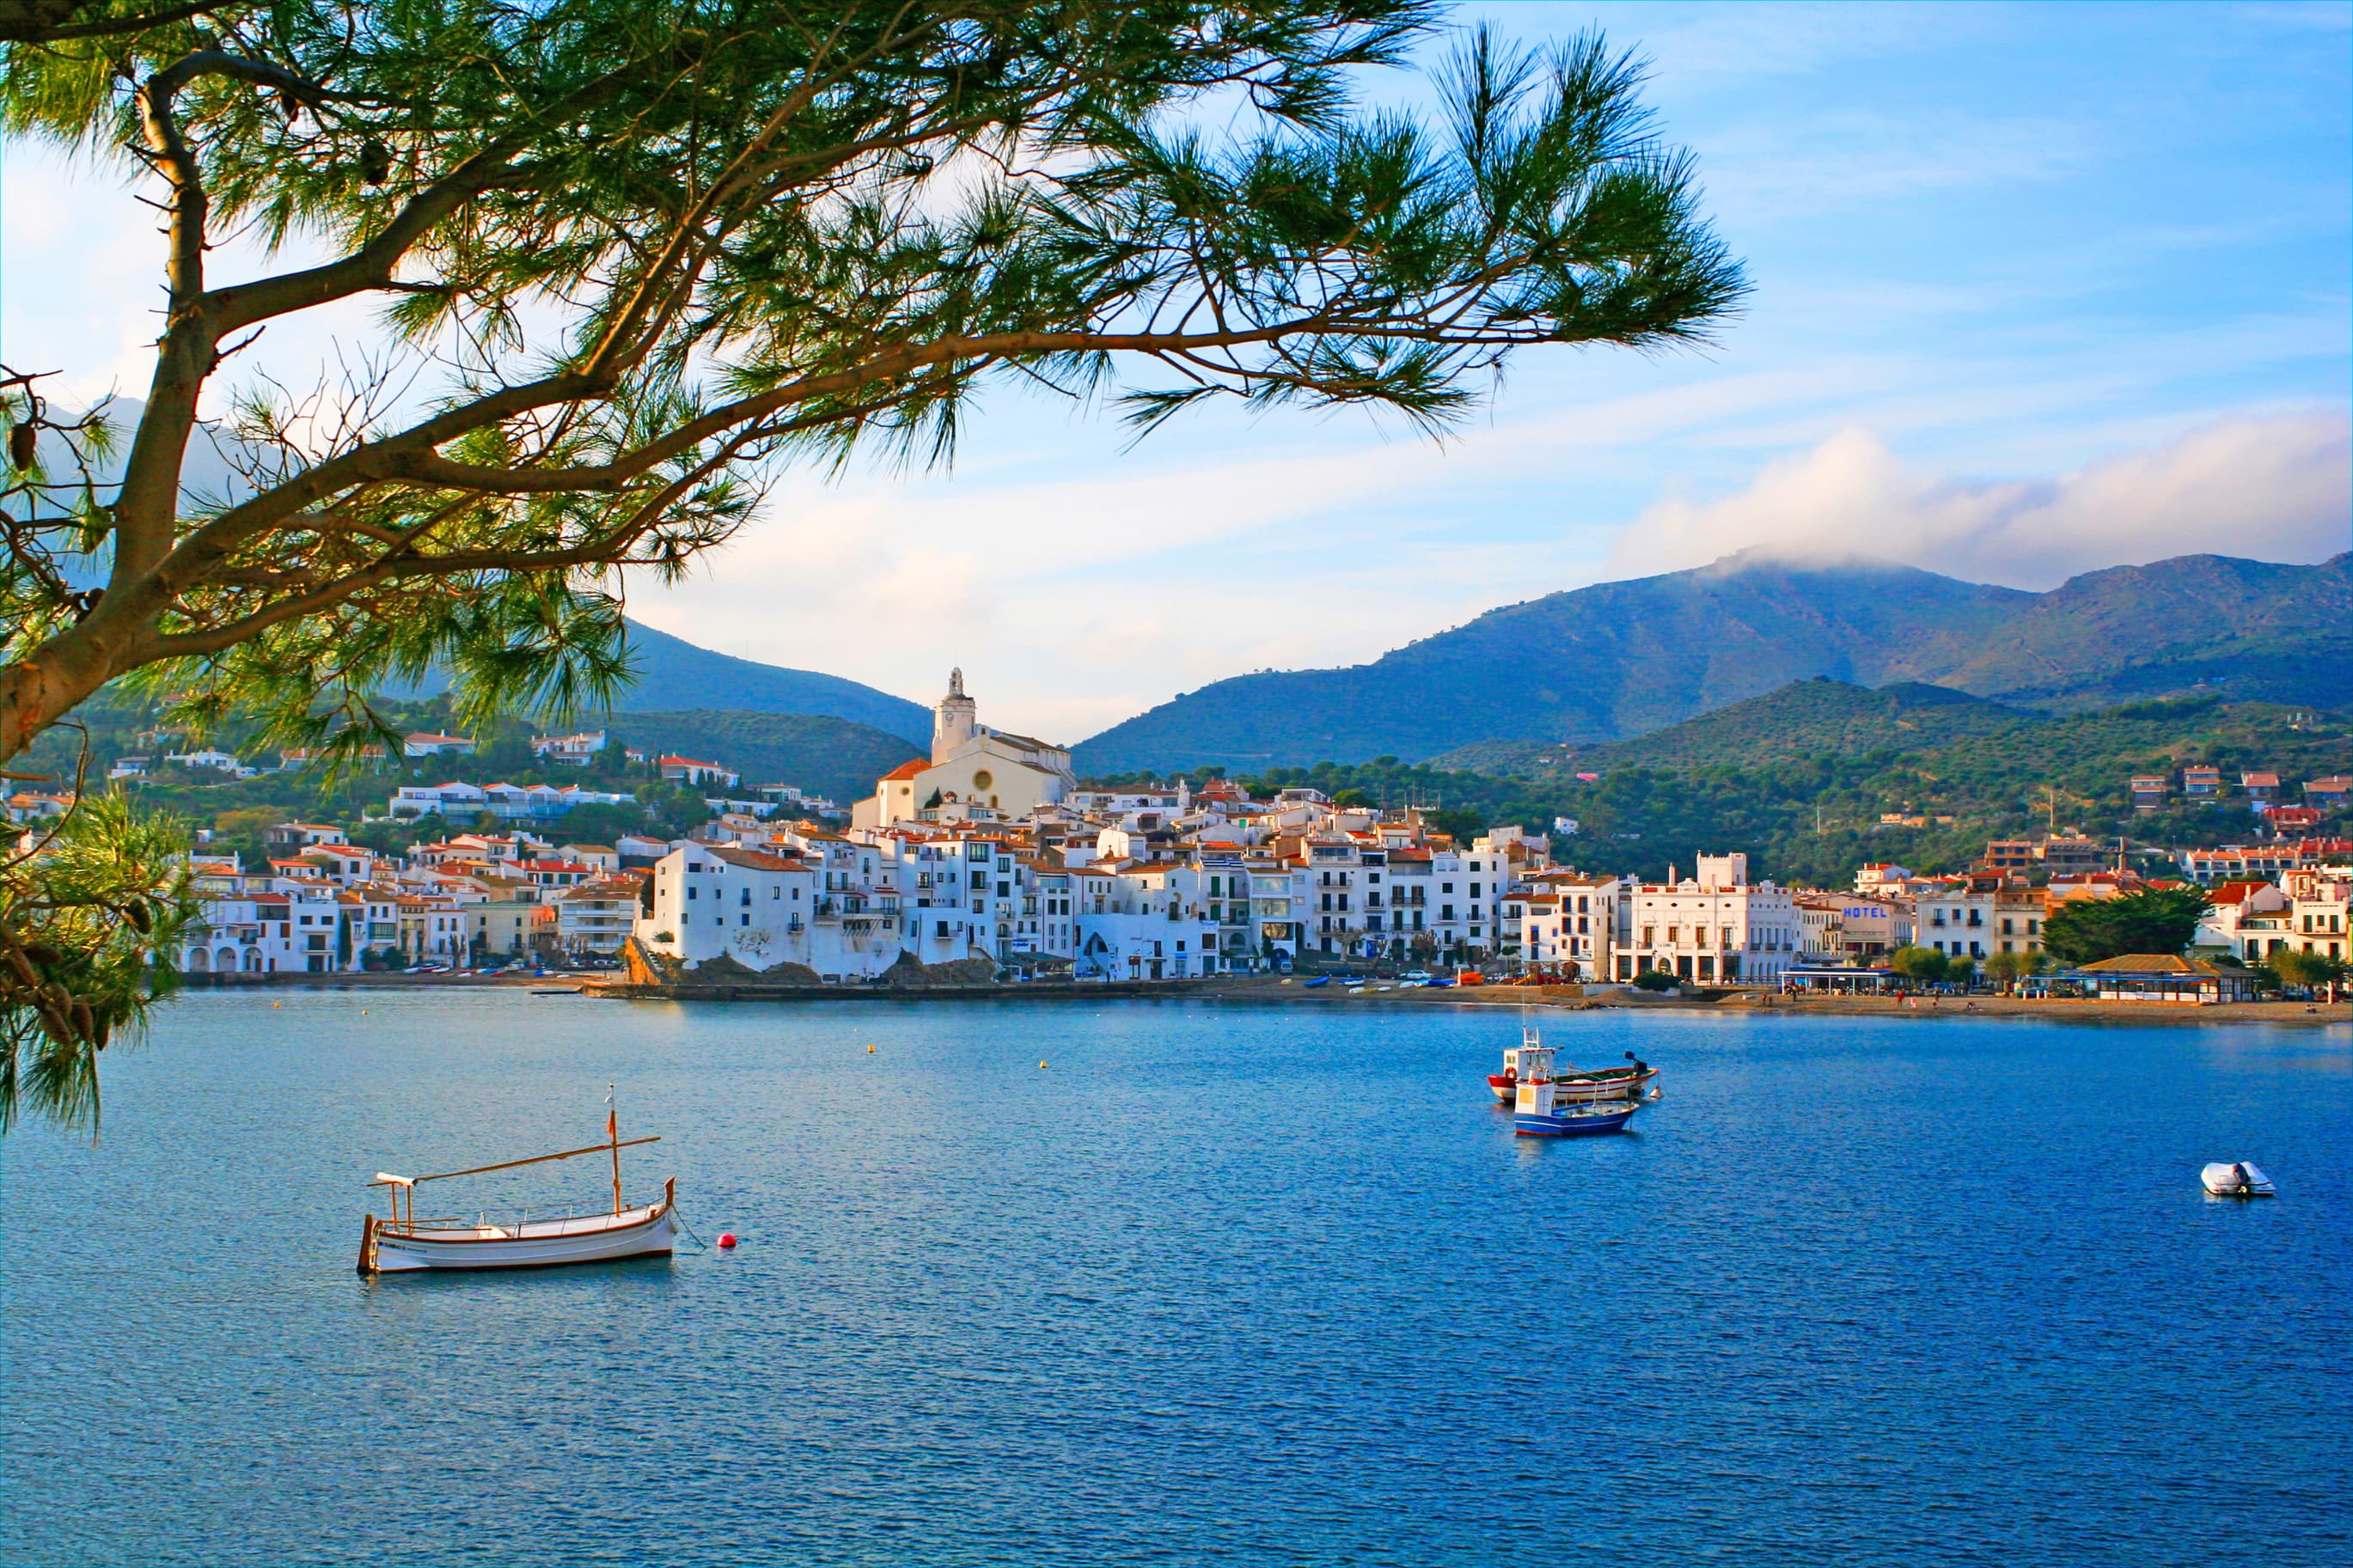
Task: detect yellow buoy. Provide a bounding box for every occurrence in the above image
[1038,1060,1048,1069]
[866,1044,875,1052]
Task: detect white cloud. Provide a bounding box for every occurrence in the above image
[1613,413,2352,587]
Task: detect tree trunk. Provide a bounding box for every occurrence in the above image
[0,621,128,768]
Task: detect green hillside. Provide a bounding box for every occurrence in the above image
[20,697,916,830]
[1435,679,2036,773]
[613,710,919,804]
[1089,696,2353,887]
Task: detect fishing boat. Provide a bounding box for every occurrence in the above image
[1487,1024,1657,1105]
[359,1093,678,1274]
[1513,1076,1641,1137]
[2200,1161,2277,1198]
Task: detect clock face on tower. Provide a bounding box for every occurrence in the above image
[972,770,994,791]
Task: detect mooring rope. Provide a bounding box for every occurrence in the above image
[669,1202,712,1254]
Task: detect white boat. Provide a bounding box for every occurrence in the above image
[360,1095,679,1273]
[1488,1021,1658,1105]
[2200,1161,2277,1198]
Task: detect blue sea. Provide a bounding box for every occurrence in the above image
[3,991,2347,1565]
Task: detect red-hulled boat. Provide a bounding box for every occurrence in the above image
[1488,1022,1657,1103]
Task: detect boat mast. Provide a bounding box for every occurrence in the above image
[607,1084,623,1216]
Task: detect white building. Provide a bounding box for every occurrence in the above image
[640,844,819,971]
[1915,879,2000,961]
[1794,894,1910,965]
[1251,860,1311,961]
[639,841,907,980]
[180,885,359,973]
[1074,863,1222,979]
[1610,854,1800,985]
[390,780,633,823]
[165,747,257,778]
[531,729,608,766]
[659,755,740,788]
[1518,874,1627,979]
[557,877,643,957]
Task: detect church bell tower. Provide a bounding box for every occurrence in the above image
[932,668,978,762]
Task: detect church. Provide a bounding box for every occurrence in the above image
[851,670,1076,829]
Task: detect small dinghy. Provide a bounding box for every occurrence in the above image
[1513,1077,1641,1138]
[360,1091,678,1274]
[2200,1161,2277,1198]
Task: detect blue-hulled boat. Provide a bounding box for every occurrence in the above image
[1513,1076,1641,1138]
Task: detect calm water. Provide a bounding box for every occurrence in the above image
[2,991,2347,1565]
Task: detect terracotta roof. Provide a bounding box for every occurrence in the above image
[880,759,928,782]
[708,847,804,872]
[562,878,645,899]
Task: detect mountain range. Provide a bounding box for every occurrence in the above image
[1072,552,2353,774]
[606,622,931,744]
[388,618,933,745]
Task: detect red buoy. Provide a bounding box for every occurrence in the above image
[718,1232,737,1248]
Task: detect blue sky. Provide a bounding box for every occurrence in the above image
[3,2,2348,738]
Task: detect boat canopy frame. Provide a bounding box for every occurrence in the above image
[367,1136,661,1229]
